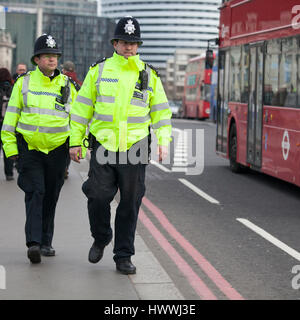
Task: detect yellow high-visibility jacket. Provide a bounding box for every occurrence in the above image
[1,67,78,157]
[70,52,172,152]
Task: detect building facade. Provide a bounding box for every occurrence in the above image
[0,30,15,71]
[166,48,202,101]
[0,0,98,16]
[43,13,115,80]
[4,11,115,80]
[101,0,221,80]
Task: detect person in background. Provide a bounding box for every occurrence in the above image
[61,60,82,86]
[12,63,27,83]
[61,60,81,178]
[0,68,14,180]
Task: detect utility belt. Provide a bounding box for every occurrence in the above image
[86,132,151,165]
[84,129,151,152]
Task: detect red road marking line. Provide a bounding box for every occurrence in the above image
[142,197,244,300]
[139,209,217,300]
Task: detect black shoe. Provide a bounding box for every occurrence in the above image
[88,242,105,263]
[27,245,41,264]
[116,259,136,275]
[41,245,55,256]
[6,175,14,181]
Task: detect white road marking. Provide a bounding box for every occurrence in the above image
[179,178,220,204]
[237,218,300,261]
[150,160,171,173]
[171,167,187,172]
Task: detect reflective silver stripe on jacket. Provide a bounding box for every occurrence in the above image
[71,114,90,125]
[6,106,21,115]
[22,106,69,118]
[127,115,151,124]
[76,95,93,106]
[130,99,148,108]
[21,73,30,107]
[1,124,15,132]
[96,62,105,95]
[93,112,113,122]
[150,102,170,113]
[152,119,172,129]
[17,122,69,133]
[39,125,69,133]
[96,96,115,103]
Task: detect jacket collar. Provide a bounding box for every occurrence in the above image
[112,52,144,71]
[34,66,61,83]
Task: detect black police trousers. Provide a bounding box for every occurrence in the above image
[17,135,68,247]
[82,141,146,262]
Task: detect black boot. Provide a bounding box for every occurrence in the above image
[41,245,55,256]
[88,242,105,263]
[27,245,41,264]
[116,258,136,275]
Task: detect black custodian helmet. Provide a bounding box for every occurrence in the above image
[111,16,143,45]
[31,34,62,65]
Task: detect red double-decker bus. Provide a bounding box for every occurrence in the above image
[216,0,300,186]
[183,53,213,120]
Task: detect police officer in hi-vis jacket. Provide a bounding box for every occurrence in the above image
[69,16,172,274]
[1,34,78,264]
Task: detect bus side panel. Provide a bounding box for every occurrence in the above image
[262,106,300,185]
[236,103,248,166]
[228,102,248,166]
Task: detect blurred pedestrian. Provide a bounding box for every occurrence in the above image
[12,63,27,83]
[61,60,82,86]
[0,68,14,180]
[1,34,78,264]
[61,60,81,178]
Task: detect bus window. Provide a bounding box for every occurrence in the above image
[264,39,281,106]
[241,45,249,103]
[230,46,242,102]
[280,37,298,108]
[187,74,196,86]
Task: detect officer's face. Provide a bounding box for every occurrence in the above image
[113,40,138,59]
[34,54,58,75]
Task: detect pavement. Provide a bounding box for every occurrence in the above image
[0,155,183,300]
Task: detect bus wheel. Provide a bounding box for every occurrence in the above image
[229,123,243,173]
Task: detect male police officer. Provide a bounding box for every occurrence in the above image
[1,34,77,263]
[69,16,172,274]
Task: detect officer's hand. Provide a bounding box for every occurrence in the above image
[157,145,168,162]
[69,147,82,163]
[9,155,19,161]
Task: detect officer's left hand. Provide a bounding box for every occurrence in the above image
[69,146,82,163]
[157,145,168,162]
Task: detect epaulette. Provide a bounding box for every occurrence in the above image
[16,71,30,81]
[90,57,106,68]
[146,63,160,77]
[68,77,81,91]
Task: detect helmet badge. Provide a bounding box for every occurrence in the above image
[46,35,56,48]
[124,20,136,35]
